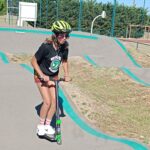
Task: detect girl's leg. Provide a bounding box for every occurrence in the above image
[36,82,56,135]
[36,83,51,122]
[46,86,56,121]
[44,86,56,135]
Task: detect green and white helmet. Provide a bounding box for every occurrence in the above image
[51,20,72,34]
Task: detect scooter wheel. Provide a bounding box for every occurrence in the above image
[57,139,62,145]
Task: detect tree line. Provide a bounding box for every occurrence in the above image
[0,0,150,37]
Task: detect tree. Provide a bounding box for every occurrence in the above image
[0,0,6,15]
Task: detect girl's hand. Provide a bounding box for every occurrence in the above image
[39,74,49,82]
[43,75,50,82]
[64,76,72,82]
[47,80,55,86]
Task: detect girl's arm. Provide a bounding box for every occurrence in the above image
[62,60,71,82]
[31,56,49,81]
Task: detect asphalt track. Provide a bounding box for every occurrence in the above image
[0,27,150,150]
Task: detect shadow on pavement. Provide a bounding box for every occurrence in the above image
[35,96,66,128]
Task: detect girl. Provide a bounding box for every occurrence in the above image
[31,20,72,136]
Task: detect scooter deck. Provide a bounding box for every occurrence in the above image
[44,134,56,141]
[43,133,62,144]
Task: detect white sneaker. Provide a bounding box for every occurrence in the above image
[37,124,45,136]
[44,125,55,135]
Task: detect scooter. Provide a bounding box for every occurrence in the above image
[38,78,63,145]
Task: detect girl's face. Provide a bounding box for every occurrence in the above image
[57,33,69,44]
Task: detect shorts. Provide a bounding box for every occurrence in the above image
[34,75,58,83]
[34,70,58,84]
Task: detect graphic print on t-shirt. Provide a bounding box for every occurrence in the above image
[49,55,61,73]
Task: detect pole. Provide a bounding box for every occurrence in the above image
[56,0,59,20]
[142,0,146,25]
[6,0,8,22]
[78,0,83,31]
[91,14,102,34]
[9,0,13,25]
[46,0,48,28]
[91,11,106,34]
[133,0,135,6]
[39,0,42,27]
[111,0,116,37]
[143,0,146,8]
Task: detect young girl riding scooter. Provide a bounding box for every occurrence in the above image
[31,20,72,136]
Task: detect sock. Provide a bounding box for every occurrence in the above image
[40,118,45,125]
[45,119,51,125]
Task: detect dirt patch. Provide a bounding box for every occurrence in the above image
[121,40,150,67]
[6,52,33,64]
[6,53,150,146]
[60,56,150,146]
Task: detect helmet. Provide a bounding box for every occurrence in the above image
[51,20,72,34]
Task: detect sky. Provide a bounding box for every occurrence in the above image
[97,0,150,12]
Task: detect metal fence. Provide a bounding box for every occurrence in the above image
[1,0,150,38]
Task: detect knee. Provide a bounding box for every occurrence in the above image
[43,100,51,108]
[50,100,56,111]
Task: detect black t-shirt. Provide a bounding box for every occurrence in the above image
[35,41,69,77]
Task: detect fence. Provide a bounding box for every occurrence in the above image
[120,38,150,53]
[0,0,150,38]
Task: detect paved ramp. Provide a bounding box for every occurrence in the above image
[0,63,133,150]
[0,27,149,150]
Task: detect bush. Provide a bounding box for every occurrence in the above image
[0,0,6,15]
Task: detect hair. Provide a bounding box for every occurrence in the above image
[45,34,60,48]
[45,34,69,50]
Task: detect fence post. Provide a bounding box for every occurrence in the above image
[39,0,42,26]
[111,0,116,37]
[56,0,59,20]
[78,0,83,31]
[136,42,139,50]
